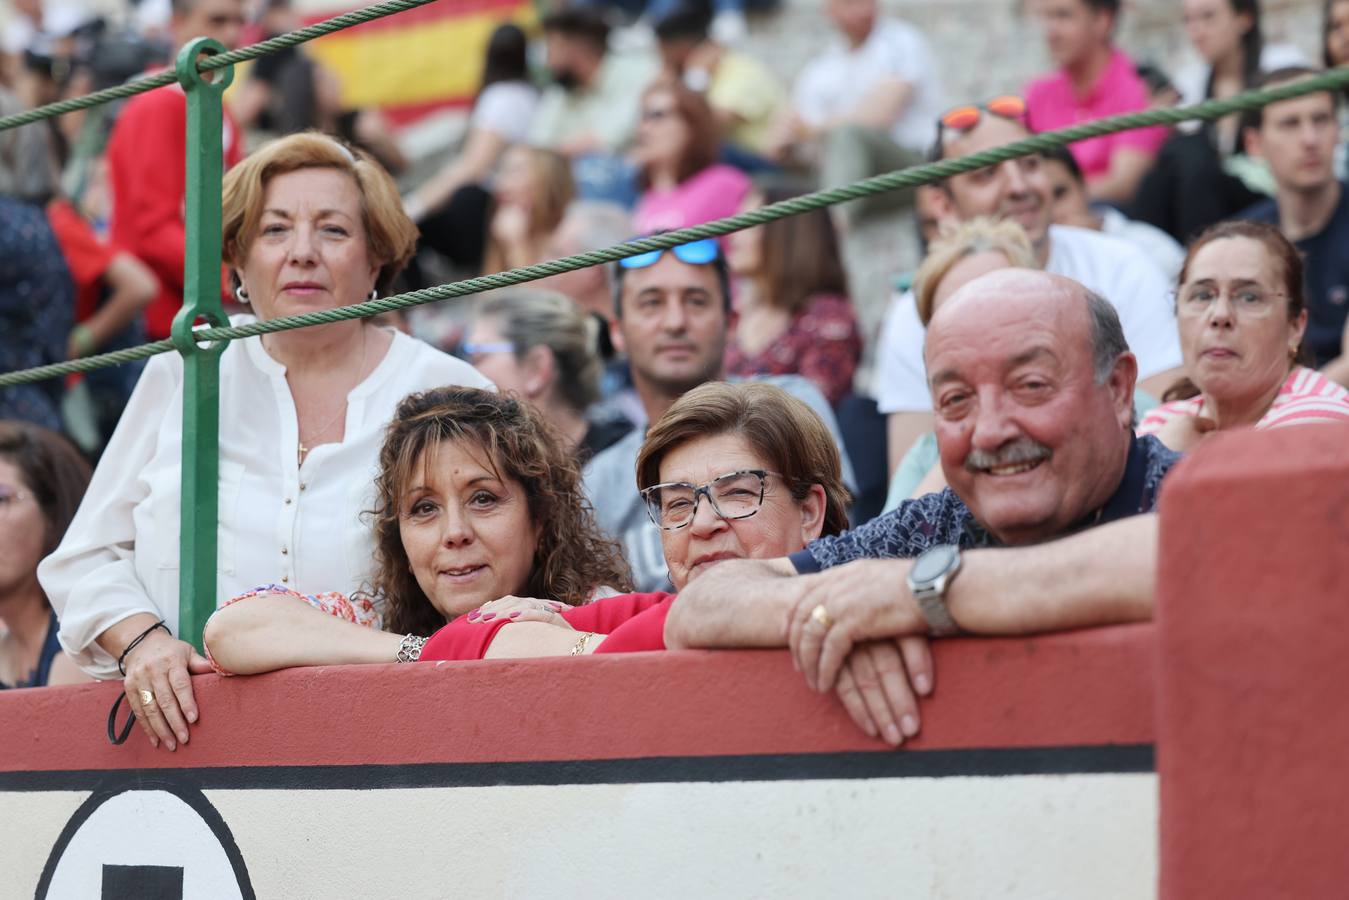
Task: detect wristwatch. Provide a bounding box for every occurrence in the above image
[905,545,963,637]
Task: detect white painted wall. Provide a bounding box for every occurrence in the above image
[7,773,1157,899]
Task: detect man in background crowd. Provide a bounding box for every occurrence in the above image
[1240,67,1349,383]
[528,8,657,160]
[768,0,943,227]
[1041,144,1185,279]
[1025,0,1166,205]
[104,0,246,340]
[875,104,1183,470]
[585,239,853,592]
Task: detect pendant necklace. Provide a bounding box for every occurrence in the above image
[297,327,369,467]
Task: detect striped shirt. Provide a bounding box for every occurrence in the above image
[1138,366,1349,436]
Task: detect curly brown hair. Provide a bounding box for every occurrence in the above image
[364,387,632,636]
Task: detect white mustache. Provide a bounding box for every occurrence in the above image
[964,439,1052,473]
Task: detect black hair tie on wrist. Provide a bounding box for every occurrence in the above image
[117,620,169,677]
[107,620,171,746]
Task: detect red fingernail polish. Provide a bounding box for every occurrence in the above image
[467,612,479,621]
[482,613,496,621]
[509,611,521,618]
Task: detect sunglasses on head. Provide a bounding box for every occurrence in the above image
[618,238,721,270]
[936,95,1027,145]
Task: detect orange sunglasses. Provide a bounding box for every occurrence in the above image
[936,95,1027,145]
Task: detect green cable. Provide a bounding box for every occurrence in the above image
[3,67,1348,390]
[0,0,440,133]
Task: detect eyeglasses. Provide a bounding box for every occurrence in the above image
[618,238,721,271]
[641,469,782,531]
[936,95,1027,147]
[1176,284,1286,318]
[460,341,517,359]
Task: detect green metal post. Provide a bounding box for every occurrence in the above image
[170,38,233,652]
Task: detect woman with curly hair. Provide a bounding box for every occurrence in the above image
[202,387,631,673]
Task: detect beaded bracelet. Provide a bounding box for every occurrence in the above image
[396,634,427,663]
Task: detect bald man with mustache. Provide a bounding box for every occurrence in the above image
[664,269,1179,746]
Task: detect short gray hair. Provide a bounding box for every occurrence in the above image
[1084,288,1129,384]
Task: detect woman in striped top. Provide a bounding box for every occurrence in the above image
[1139,220,1349,451]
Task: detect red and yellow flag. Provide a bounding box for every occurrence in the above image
[293,0,536,124]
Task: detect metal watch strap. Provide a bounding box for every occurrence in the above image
[914,587,961,637]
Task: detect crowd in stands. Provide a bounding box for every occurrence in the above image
[2,0,1349,751]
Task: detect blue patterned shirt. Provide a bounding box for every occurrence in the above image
[791,434,1181,573]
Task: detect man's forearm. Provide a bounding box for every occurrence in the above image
[950,514,1158,635]
[664,558,802,649]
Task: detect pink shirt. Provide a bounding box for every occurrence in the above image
[1138,366,1349,436]
[634,164,751,235]
[1024,48,1167,179]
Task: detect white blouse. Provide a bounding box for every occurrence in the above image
[38,321,493,679]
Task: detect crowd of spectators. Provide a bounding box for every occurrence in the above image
[2,0,1349,752]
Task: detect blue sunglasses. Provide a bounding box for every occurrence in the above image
[618,238,721,270]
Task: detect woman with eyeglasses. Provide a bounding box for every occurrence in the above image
[631,76,751,237]
[0,421,92,689]
[461,289,632,459]
[1137,221,1349,451]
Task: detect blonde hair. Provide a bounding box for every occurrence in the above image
[483,146,574,274]
[913,217,1037,325]
[221,132,418,293]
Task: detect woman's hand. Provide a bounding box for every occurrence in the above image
[122,631,213,751]
[489,203,532,248]
[466,596,572,628]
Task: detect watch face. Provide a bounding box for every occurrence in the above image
[912,545,959,584]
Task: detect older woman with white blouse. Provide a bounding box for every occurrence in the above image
[38,133,491,751]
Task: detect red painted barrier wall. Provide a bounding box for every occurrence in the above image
[1157,423,1349,899]
[0,629,1153,775]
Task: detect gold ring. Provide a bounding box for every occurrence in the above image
[810,604,832,630]
[138,688,156,709]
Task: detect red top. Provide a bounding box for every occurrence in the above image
[106,79,243,339]
[420,592,676,661]
[46,200,115,323]
[724,294,862,407]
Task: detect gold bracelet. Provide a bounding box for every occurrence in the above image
[569,631,595,656]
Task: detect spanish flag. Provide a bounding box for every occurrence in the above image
[293,0,536,125]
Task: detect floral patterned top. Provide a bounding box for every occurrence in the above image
[724,294,862,407]
[205,584,381,675]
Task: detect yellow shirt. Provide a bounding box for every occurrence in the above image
[707,51,786,155]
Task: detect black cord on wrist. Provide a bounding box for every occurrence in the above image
[116,620,169,676]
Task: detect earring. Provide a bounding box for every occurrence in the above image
[367,288,379,302]
[235,284,250,303]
